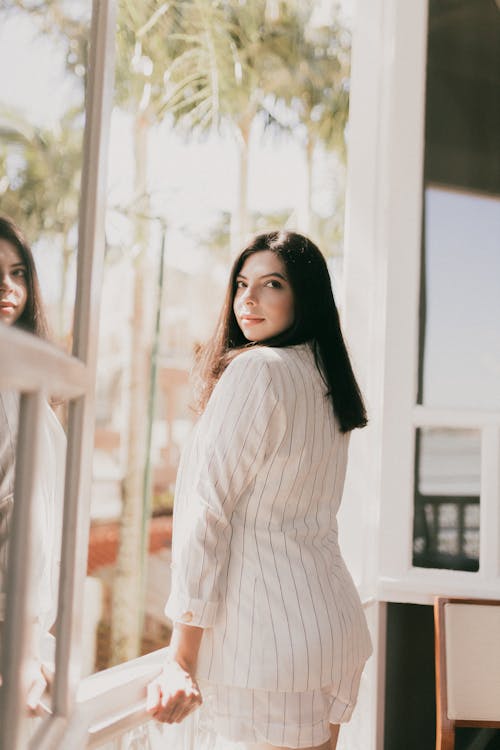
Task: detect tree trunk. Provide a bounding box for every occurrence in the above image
[110,113,151,664]
[58,235,72,342]
[231,118,252,255]
[303,135,315,234]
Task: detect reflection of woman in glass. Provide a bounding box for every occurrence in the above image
[148,232,372,750]
[0,216,65,713]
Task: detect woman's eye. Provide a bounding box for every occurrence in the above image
[13,268,26,278]
[266,279,282,289]
[236,280,246,288]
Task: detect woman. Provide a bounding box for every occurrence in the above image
[0,215,65,714]
[147,231,372,750]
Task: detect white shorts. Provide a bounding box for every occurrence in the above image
[196,669,363,749]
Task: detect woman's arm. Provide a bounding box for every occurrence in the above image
[169,622,203,672]
[165,353,286,628]
[148,353,287,722]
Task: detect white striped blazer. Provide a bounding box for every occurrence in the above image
[165,343,372,692]
[0,391,65,661]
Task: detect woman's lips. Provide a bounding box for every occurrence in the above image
[240,315,264,326]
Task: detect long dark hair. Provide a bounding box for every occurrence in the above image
[0,216,48,338]
[195,230,367,432]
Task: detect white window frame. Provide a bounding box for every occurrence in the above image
[0,1,117,747]
[372,2,500,604]
[343,0,500,609]
[339,2,500,748]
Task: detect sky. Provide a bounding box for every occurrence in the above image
[0,13,81,129]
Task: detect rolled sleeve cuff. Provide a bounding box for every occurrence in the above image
[164,591,218,628]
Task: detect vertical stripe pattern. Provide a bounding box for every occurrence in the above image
[0,391,66,645]
[165,343,372,694]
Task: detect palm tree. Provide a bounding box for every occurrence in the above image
[148,1,350,248]
[0,107,83,338]
[151,0,311,249]
[261,14,351,238]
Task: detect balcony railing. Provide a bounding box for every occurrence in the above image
[32,648,165,748]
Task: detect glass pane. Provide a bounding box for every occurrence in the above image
[419,0,500,409]
[0,3,90,347]
[413,428,480,571]
[425,0,500,194]
[420,188,500,410]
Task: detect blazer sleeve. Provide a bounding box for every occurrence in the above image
[165,352,286,628]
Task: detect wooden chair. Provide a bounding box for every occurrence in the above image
[434,597,500,750]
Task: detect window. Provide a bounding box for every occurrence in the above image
[413,0,500,570]
[420,188,500,412]
[413,428,480,571]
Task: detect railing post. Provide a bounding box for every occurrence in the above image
[0,392,44,749]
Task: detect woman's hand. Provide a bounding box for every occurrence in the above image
[25,660,50,717]
[146,657,202,723]
[147,622,204,722]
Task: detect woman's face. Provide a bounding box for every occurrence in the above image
[0,239,28,326]
[233,250,295,342]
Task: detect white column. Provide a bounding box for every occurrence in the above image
[340,1,429,746]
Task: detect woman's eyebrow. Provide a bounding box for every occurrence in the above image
[11,262,26,269]
[236,272,288,281]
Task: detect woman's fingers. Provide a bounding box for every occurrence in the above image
[156,690,196,721]
[168,690,202,723]
[151,685,201,723]
[26,666,48,716]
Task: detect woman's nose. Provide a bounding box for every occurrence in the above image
[241,286,257,304]
[0,274,14,291]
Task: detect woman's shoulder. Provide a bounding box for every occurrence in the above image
[226,343,313,371]
[219,348,281,392]
[220,344,316,395]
